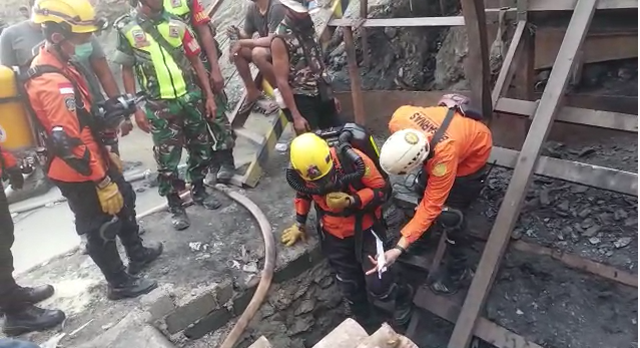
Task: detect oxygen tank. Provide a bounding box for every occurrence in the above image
[0,65,35,151]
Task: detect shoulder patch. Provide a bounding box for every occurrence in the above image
[431,163,447,177]
[64,96,76,112]
[168,24,180,38]
[364,165,371,177]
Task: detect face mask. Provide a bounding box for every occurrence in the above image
[73,42,93,60]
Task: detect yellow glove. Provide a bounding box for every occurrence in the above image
[326,192,354,211]
[281,224,306,247]
[95,178,124,216]
[108,152,123,174]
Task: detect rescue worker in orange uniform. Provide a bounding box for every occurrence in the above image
[281,132,414,329]
[0,147,65,335]
[23,0,162,300]
[372,94,493,295]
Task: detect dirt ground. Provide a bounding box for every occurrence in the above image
[7,149,305,347]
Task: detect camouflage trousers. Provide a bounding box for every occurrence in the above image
[145,90,212,196]
[206,93,235,152]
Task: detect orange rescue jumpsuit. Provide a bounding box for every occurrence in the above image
[389,105,493,244]
[293,148,397,312]
[294,148,387,237]
[24,47,107,183]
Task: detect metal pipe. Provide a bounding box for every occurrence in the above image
[216,183,276,348]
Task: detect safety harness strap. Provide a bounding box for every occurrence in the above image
[427,106,456,160]
[20,64,100,175]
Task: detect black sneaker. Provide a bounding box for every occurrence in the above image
[127,241,164,275]
[107,274,158,301]
[3,305,66,336]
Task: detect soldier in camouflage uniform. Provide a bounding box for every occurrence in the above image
[271,0,343,135]
[113,0,222,230]
[163,0,237,185]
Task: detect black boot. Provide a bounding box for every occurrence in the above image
[107,272,158,300]
[191,182,221,210]
[429,226,472,296]
[167,193,190,230]
[204,162,220,187]
[346,300,379,334]
[216,150,235,184]
[393,284,414,326]
[9,285,55,305]
[3,305,65,336]
[125,241,163,275]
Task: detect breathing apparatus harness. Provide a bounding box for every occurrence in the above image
[18,50,144,175]
[285,126,368,197]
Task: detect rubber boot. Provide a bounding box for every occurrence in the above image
[393,284,414,326]
[191,182,221,210]
[216,150,236,184]
[2,305,65,336]
[168,193,190,230]
[107,272,158,300]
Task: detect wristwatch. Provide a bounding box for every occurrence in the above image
[393,245,406,254]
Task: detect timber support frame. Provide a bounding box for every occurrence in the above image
[330,0,638,347]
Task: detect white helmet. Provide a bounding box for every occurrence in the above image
[379,129,430,175]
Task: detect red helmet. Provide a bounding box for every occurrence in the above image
[437,93,470,109]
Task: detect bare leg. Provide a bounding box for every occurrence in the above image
[233,47,261,101]
[252,47,277,87]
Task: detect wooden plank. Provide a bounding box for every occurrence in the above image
[342,26,366,125]
[329,9,517,27]
[491,20,527,108]
[527,0,637,11]
[460,0,493,120]
[359,0,370,67]
[490,146,638,196]
[511,241,638,287]
[535,30,638,69]
[449,1,598,346]
[415,288,545,348]
[496,98,638,133]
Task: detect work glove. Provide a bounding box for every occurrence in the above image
[5,166,24,190]
[326,192,354,211]
[108,152,123,174]
[281,224,306,247]
[95,177,124,216]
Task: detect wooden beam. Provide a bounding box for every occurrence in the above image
[511,241,638,288]
[461,0,493,120]
[496,98,638,133]
[527,0,637,11]
[490,146,638,196]
[328,9,517,27]
[343,26,366,125]
[394,191,640,287]
[449,1,598,346]
[359,0,370,67]
[535,30,638,69]
[414,288,545,348]
[491,20,526,108]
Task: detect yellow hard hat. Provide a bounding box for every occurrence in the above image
[290,133,333,181]
[32,0,98,33]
